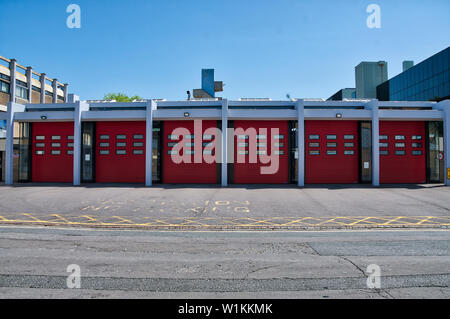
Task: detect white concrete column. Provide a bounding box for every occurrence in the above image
[26,67,32,103]
[63,84,69,103]
[9,59,16,102]
[367,99,380,186]
[221,98,228,186]
[39,73,46,104]
[445,105,450,186]
[52,79,58,103]
[145,100,155,186]
[5,102,25,184]
[296,99,305,187]
[437,100,450,186]
[73,101,88,185]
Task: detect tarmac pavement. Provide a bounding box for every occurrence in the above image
[0,227,448,298]
[0,184,449,230]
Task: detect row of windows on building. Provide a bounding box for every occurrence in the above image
[390,70,449,101]
[387,48,449,101]
[390,51,449,93]
[390,82,449,101]
[0,77,65,101]
[390,69,449,94]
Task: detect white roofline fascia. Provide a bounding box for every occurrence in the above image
[82,110,146,121]
[378,110,444,120]
[157,100,222,107]
[154,109,222,120]
[88,102,148,108]
[25,103,77,110]
[228,100,295,107]
[378,101,437,108]
[14,111,75,122]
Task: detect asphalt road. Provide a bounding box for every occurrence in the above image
[0,183,449,219]
[0,226,448,298]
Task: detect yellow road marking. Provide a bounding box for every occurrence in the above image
[51,214,71,224]
[81,215,98,222]
[380,216,404,225]
[417,216,434,225]
[22,213,43,222]
[0,214,448,229]
[111,216,134,224]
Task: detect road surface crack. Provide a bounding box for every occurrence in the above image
[339,256,366,277]
[339,256,395,299]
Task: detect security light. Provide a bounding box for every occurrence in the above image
[184,112,190,118]
[336,113,342,118]
[41,115,47,120]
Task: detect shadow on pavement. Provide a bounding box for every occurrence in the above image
[0,182,445,190]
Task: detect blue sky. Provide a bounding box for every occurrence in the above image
[0,0,449,100]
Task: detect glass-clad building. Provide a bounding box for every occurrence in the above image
[377,47,450,102]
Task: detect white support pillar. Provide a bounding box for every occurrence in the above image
[444,101,450,186]
[145,100,155,186]
[296,99,305,187]
[52,79,58,103]
[5,102,25,185]
[9,59,16,102]
[221,98,228,186]
[367,99,380,186]
[437,100,450,186]
[39,73,46,104]
[63,84,69,103]
[73,101,88,186]
[26,67,32,103]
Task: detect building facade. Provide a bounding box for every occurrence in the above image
[327,88,356,101]
[377,47,450,102]
[355,61,388,99]
[0,55,70,182]
[2,97,449,186]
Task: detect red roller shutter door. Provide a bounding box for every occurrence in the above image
[305,120,359,184]
[163,120,218,184]
[95,121,145,183]
[233,121,289,184]
[379,121,426,184]
[32,122,74,182]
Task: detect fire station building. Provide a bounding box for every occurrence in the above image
[2,97,450,186]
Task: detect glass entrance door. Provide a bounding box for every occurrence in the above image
[289,121,298,183]
[427,121,444,182]
[152,122,161,183]
[360,121,372,183]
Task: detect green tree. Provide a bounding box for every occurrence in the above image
[103,93,143,102]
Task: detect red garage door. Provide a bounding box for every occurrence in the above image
[163,120,218,184]
[32,122,74,182]
[305,120,359,184]
[233,121,289,184]
[379,121,426,184]
[95,121,145,183]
